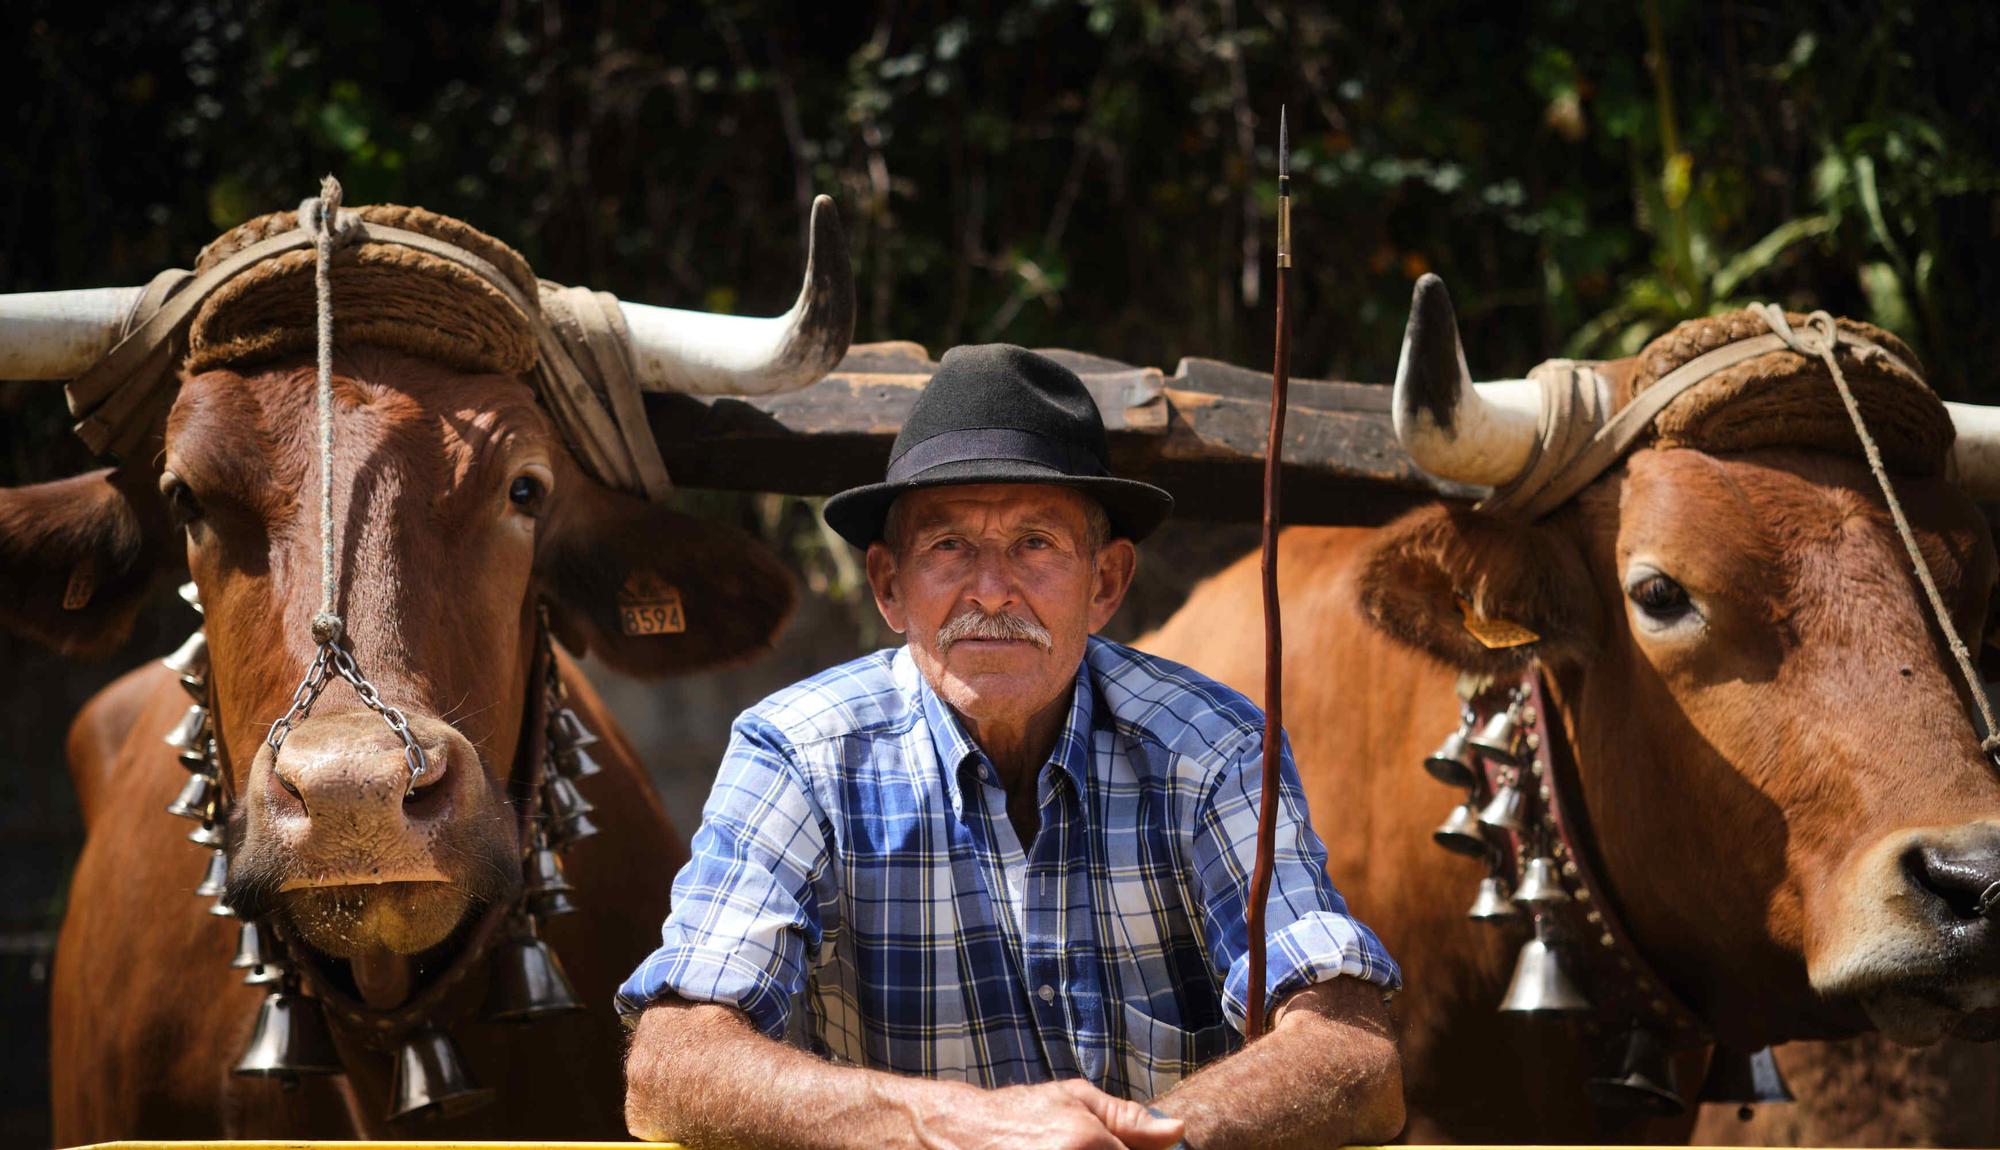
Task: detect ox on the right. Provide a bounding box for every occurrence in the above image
[1143,274,2000,1144]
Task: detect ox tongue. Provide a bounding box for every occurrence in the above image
[350,949,415,1010]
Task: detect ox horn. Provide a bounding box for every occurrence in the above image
[619,194,854,396]
[0,287,143,381]
[1946,402,2000,500]
[0,199,855,398]
[1392,274,1542,486]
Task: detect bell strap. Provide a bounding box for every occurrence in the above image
[1516,669,1709,1048]
[1482,326,1918,521]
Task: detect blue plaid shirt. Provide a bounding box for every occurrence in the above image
[617,636,1398,1099]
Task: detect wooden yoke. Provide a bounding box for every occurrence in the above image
[643,343,1483,525]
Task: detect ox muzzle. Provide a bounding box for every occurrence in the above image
[227,711,520,957]
[1817,820,2000,1044]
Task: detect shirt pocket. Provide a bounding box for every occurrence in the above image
[1118,1000,1234,1101]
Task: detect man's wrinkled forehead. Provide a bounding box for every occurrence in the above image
[896,483,1096,537]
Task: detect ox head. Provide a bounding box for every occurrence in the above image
[0,201,848,974]
[1363,276,2000,1048]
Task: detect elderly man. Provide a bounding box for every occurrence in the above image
[620,346,1402,1149]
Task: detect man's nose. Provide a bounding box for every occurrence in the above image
[963,549,1018,612]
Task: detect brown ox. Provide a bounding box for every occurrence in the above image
[1141,279,2000,1142]
[0,199,847,1144]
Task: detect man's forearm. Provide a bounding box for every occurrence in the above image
[1151,977,1405,1150]
[624,998,957,1149]
[625,998,1186,1150]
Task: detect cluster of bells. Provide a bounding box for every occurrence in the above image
[165,597,603,1124]
[1422,689,1794,1118]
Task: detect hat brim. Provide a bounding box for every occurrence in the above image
[823,458,1175,550]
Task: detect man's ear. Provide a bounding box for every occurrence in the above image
[0,466,176,660]
[537,483,795,679]
[864,541,908,634]
[1354,503,1599,675]
[1087,538,1137,632]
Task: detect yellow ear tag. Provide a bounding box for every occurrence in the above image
[617,570,686,636]
[1456,597,1539,650]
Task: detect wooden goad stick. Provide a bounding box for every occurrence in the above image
[1245,106,1291,1041]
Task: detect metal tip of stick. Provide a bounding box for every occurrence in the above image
[1278,106,1290,179]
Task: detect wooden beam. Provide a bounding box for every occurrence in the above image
[645,343,1478,525]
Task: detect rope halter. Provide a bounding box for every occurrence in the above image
[263,176,430,786]
[1750,304,2000,758]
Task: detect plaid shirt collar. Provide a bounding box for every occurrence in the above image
[916,651,1095,823]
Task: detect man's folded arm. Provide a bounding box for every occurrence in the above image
[614,715,829,1041]
[625,997,1189,1150]
[1167,726,1406,1147]
[1149,976,1403,1150]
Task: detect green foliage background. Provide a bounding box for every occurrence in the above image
[7,0,1997,407]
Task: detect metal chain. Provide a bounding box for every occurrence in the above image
[265,176,428,784]
[266,641,427,779]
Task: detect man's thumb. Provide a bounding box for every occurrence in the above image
[1059,1081,1185,1150]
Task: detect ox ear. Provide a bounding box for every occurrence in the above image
[536,485,795,678]
[0,467,175,660]
[1355,503,1600,675]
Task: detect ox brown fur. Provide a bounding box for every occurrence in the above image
[7,345,795,1143]
[1141,445,2000,1143]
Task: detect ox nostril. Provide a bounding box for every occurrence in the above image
[1903,841,2000,922]
[401,748,449,809]
[275,768,306,811]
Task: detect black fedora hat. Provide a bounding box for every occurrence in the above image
[823,344,1174,549]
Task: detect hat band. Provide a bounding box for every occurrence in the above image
[887,427,1106,483]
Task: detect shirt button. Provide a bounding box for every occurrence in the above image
[1037,984,1056,1003]
[977,763,990,782]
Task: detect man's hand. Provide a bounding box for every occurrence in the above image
[906,1079,1184,1150]
[627,998,1185,1150]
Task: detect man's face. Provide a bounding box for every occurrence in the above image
[866,484,1137,730]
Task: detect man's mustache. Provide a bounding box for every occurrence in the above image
[936,609,1054,653]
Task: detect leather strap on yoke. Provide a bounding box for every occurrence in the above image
[1480,328,1920,520]
[64,216,672,501]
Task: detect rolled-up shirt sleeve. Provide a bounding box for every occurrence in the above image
[1189,726,1401,1034]
[615,714,830,1038]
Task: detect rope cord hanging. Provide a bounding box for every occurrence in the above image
[264,176,429,784]
[1752,303,2000,756]
[312,178,341,647]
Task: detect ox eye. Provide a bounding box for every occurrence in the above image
[506,468,550,517]
[1628,573,1693,621]
[160,472,204,527]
